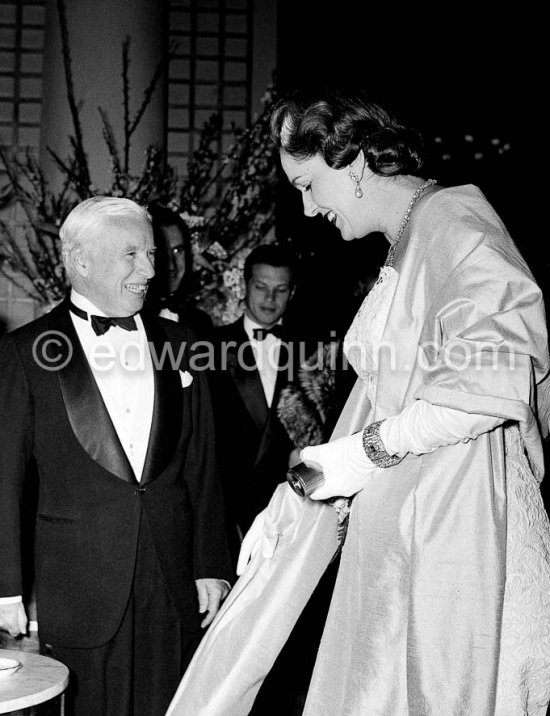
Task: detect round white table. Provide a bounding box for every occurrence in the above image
[0,649,69,714]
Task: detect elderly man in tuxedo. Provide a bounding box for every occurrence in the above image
[210,244,306,566]
[0,197,231,716]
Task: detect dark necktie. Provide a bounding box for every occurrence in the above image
[253,325,284,341]
[69,302,138,336]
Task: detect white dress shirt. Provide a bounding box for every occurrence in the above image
[243,315,281,408]
[69,290,155,481]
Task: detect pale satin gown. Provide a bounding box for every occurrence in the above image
[326,264,550,715]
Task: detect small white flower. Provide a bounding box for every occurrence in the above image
[179,370,193,388]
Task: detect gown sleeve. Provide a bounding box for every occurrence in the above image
[411,243,549,478]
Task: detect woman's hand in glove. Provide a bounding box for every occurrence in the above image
[301,431,376,501]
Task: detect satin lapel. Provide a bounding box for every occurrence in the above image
[52,302,136,483]
[271,338,293,409]
[254,337,293,467]
[140,314,183,485]
[227,321,268,432]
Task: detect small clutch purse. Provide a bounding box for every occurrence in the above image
[286,462,325,497]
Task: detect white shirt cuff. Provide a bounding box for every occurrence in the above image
[0,595,23,605]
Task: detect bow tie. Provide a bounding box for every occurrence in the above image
[69,302,138,336]
[253,325,284,341]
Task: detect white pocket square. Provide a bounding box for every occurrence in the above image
[179,370,193,388]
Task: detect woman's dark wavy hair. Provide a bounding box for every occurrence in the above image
[270,88,424,176]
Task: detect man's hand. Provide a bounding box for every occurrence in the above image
[195,578,230,628]
[0,602,28,638]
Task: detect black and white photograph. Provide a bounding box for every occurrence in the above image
[0,2,547,714]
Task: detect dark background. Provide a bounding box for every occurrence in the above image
[274,4,543,339]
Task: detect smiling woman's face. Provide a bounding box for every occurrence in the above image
[280,151,376,241]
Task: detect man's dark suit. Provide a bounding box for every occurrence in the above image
[210,317,306,553]
[0,300,231,712]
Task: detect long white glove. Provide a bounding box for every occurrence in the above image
[297,402,502,504]
[380,400,504,457]
[301,431,377,501]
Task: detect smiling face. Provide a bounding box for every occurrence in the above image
[77,215,156,316]
[245,262,293,328]
[280,150,376,241]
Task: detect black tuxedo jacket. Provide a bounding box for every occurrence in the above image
[210,317,307,537]
[0,300,231,648]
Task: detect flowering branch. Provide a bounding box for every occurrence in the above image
[277,342,339,449]
[0,4,175,304]
[127,40,176,141]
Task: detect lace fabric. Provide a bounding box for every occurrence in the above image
[495,425,550,714]
[343,265,399,405]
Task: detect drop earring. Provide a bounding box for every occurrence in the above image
[348,170,363,199]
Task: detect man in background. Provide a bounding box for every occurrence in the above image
[210,244,304,564]
[145,201,213,337]
[0,196,231,716]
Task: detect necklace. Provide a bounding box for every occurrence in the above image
[385,178,437,267]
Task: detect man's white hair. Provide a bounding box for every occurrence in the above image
[59,196,151,278]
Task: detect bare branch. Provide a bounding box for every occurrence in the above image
[56,0,92,191]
